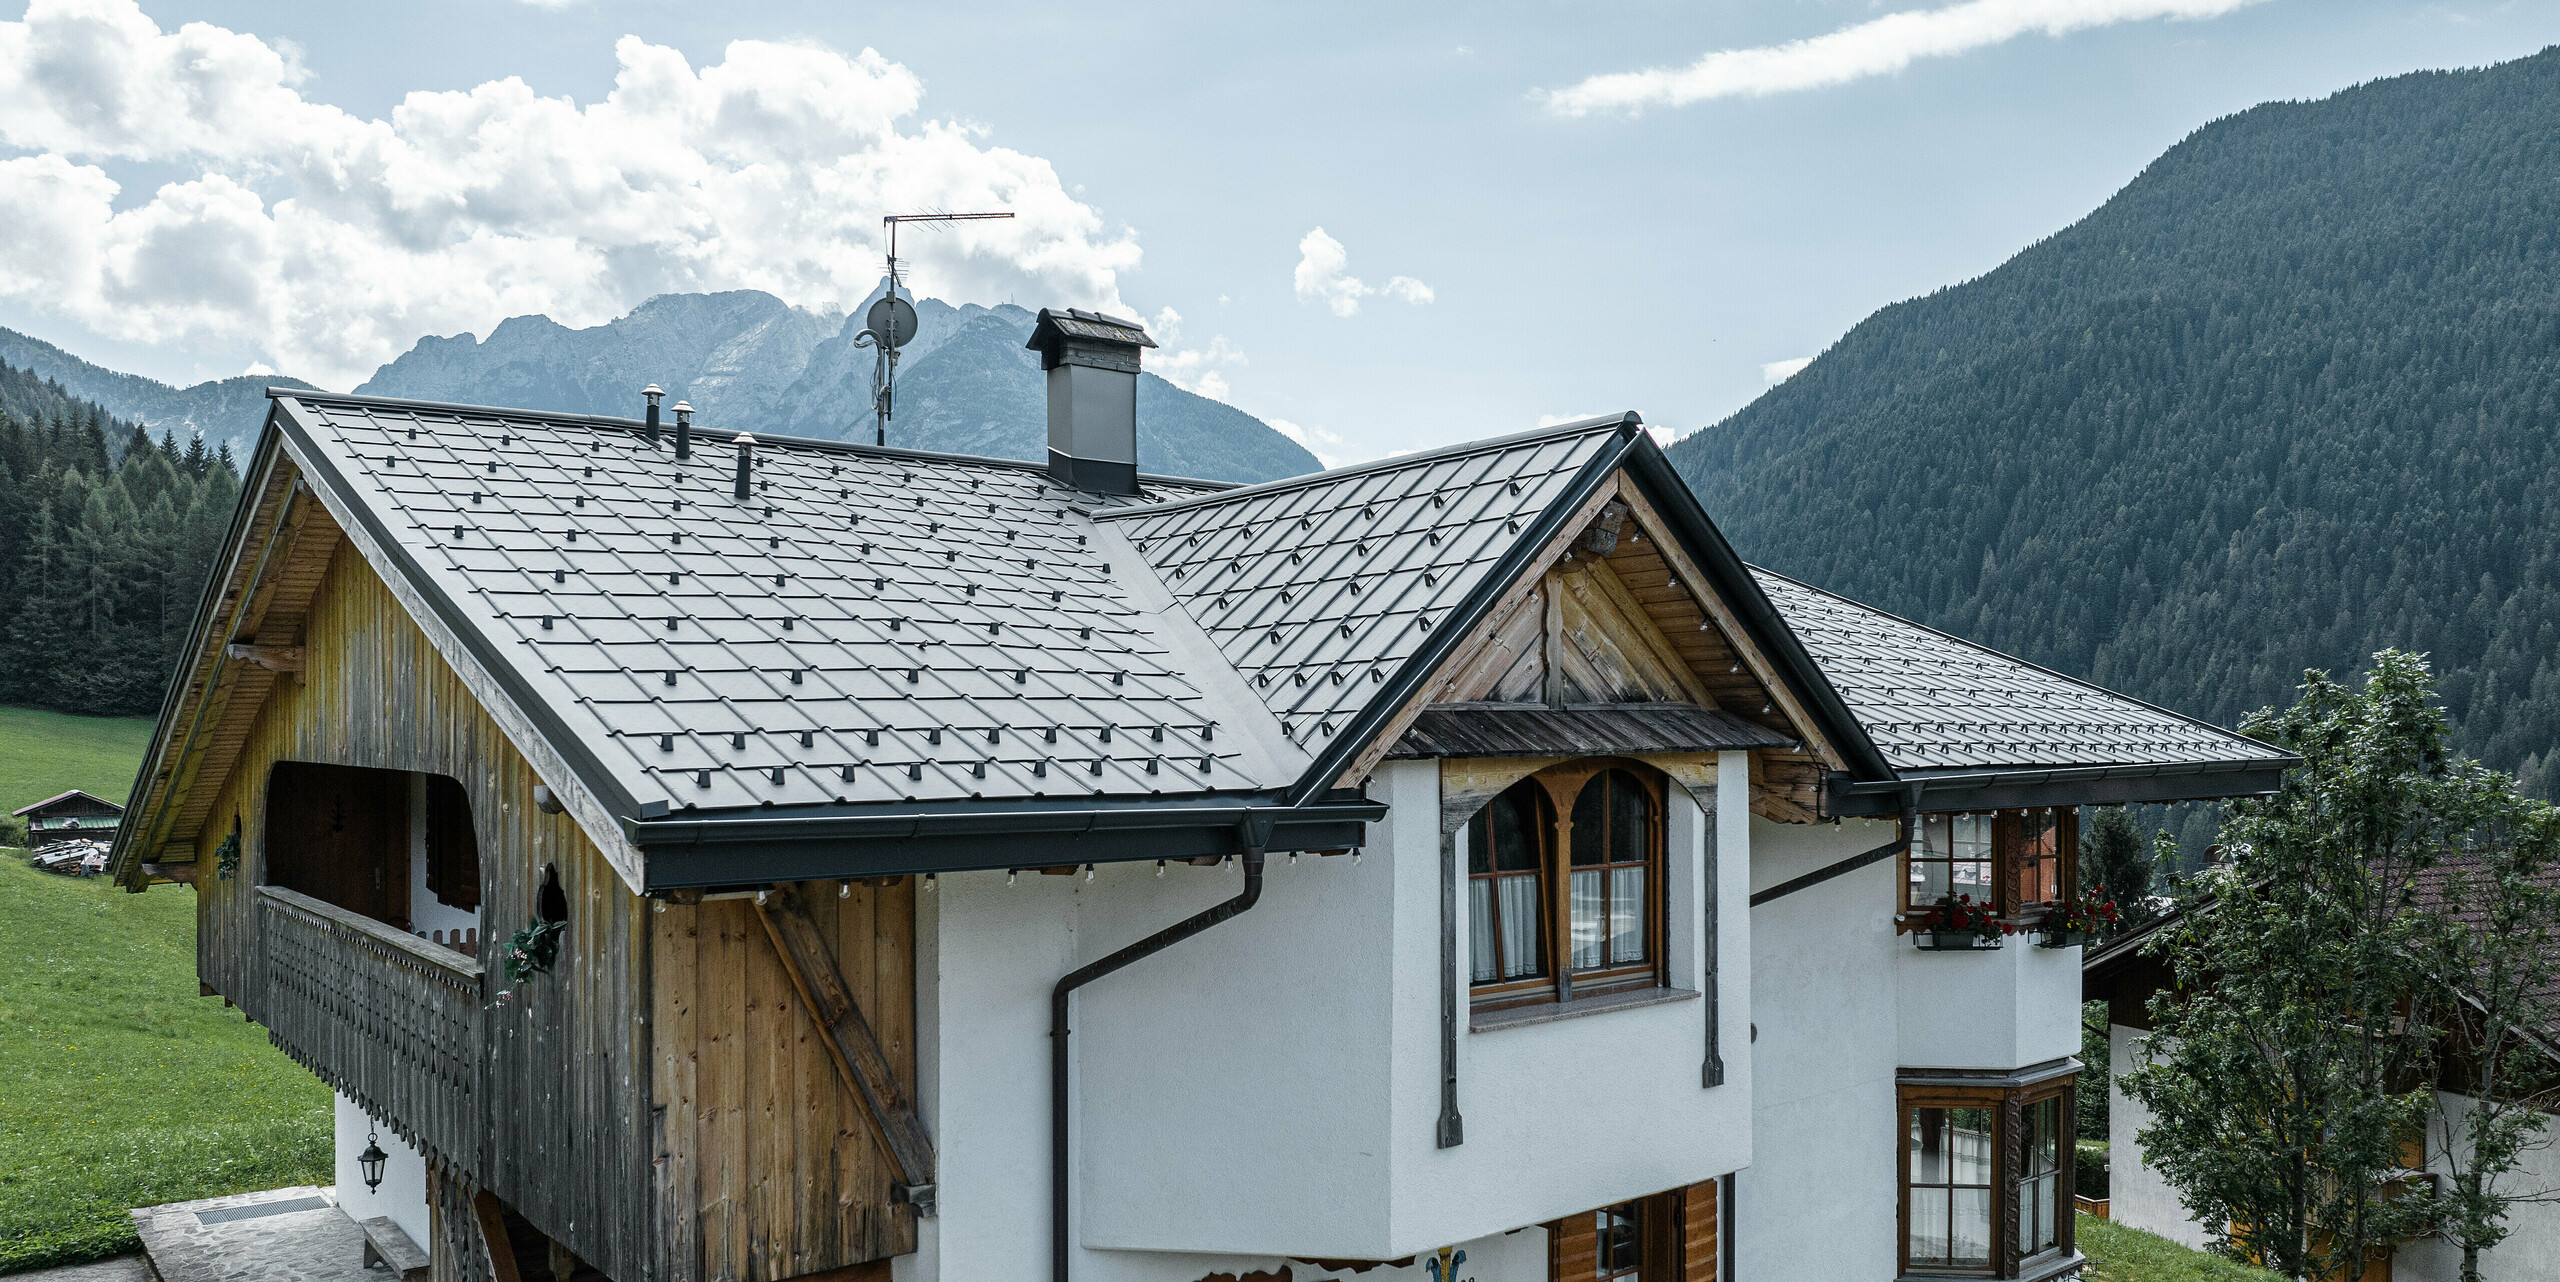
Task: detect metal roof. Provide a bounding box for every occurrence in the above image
[1385,704,1796,760]
[1754,569,2289,773]
[277,391,1272,817]
[12,788,123,817]
[1104,420,1625,749]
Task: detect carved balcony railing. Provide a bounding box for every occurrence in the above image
[259,885,484,1172]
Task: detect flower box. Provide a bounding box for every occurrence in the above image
[1916,930,2005,951]
[2038,927,2094,949]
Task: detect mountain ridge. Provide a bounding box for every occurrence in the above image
[1667,45,2560,817]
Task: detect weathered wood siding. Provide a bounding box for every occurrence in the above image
[650,880,920,1279]
[188,541,653,1280]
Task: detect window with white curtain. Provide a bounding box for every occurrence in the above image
[1465,761,1666,1011]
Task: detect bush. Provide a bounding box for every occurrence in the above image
[2077,1141,2110,1201]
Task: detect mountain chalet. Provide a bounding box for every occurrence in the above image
[109,309,2290,1282]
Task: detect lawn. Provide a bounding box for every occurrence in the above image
[2079,1212,2288,1282]
[0,705,331,1272]
[0,704,155,829]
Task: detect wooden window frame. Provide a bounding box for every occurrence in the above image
[1470,757,1672,1013]
[1546,1180,1720,1282]
[1899,808,2079,928]
[1896,1075,2077,1280]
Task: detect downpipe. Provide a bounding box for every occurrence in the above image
[1050,848,1267,1282]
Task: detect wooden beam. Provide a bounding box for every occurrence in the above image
[752,885,936,1198]
[471,1191,525,1282]
[1614,484,1845,772]
[223,643,306,673]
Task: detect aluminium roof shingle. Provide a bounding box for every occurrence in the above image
[1755,569,2288,774]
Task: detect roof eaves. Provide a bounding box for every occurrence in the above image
[13,788,121,817]
[1617,441,1897,783]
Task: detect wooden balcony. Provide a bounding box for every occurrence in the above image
[258,885,484,1171]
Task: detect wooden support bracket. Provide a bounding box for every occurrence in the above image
[470,1191,524,1282]
[753,884,938,1209]
[223,643,306,683]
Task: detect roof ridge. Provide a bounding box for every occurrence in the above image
[268,388,1236,490]
[1093,412,1642,521]
[1749,565,2290,760]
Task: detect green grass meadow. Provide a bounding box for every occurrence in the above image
[0,707,330,1272]
[2078,1213,2288,1282]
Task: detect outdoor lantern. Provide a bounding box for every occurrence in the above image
[359,1130,388,1192]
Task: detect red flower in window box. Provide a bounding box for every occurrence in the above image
[2037,884,2121,948]
[1914,894,2010,950]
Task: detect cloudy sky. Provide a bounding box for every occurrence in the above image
[0,0,2551,463]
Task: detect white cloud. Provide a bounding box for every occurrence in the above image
[0,0,1143,386]
[1761,356,1813,383]
[1151,332,1245,404]
[1148,305,1182,343]
[1292,226,1432,318]
[1541,0,2265,115]
[1266,417,1347,468]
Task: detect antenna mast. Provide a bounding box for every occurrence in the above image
[861,210,1015,447]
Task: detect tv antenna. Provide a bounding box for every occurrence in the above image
[856,210,1014,447]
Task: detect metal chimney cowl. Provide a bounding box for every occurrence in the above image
[1025,308,1158,496]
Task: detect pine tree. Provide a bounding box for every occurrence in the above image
[2081,806,2156,938]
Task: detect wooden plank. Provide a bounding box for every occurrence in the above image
[654,899,700,1282]
[753,886,937,1191]
[706,901,747,1279]
[471,1191,525,1282]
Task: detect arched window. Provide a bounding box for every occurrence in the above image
[1467,780,1549,984]
[1569,769,1654,973]
[1465,761,1667,1011]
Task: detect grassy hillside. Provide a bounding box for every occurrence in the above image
[1670,48,2560,829]
[0,707,154,841]
[2077,1214,2285,1282]
[0,858,330,1270]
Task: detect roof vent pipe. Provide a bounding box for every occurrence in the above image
[643,384,664,444]
[732,433,755,501]
[1026,308,1157,496]
[673,402,694,460]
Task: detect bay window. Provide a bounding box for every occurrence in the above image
[1903,808,2078,922]
[1898,1065,2078,1279]
[1466,760,1669,1011]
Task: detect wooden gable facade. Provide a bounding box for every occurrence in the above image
[1352,466,1842,827]
[123,449,922,1281]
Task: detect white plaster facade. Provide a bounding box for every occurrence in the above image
[334,1091,432,1252]
[901,754,1757,1282]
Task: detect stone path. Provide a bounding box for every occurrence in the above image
[126,1187,374,1282]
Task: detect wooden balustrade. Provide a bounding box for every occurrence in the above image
[259,885,484,1173]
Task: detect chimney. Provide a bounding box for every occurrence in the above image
[732,433,754,500]
[642,384,664,444]
[673,401,694,460]
[1025,308,1157,495]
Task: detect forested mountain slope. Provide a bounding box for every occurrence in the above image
[1669,47,2560,800]
[0,328,315,456]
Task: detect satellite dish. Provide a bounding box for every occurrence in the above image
[867,296,919,348]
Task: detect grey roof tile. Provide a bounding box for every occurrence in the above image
[1755,569,2286,773]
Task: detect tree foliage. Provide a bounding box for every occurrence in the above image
[2083,805,2158,939]
[0,363,240,718]
[1668,51,2560,834]
[2124,652,2557,1279]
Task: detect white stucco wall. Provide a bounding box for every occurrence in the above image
[333,1091,431,1254]
[2108,1024,2210,1250]
[1740,812,1905,1282]
[1742,807,2087,1282]
[2396,1091,2560,1282]
[906,754,1755,1282]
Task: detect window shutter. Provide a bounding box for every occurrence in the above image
[1679,1180,1719,1282]
[1548,1211,1598,1282]
[425,775,481,912]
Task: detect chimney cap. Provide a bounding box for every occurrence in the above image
[672,401,693,414]
[732,433,755,445]
[643,383,664,397]
[1027,307,1156,372]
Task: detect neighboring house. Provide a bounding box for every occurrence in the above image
[15,787,123,847]
[110,307,2287,1282]
[2085,864,2560,1282]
